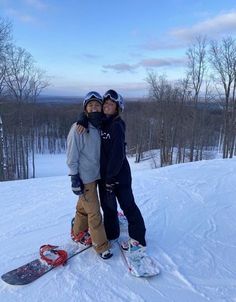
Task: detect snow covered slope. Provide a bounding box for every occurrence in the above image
[1,157,236,302]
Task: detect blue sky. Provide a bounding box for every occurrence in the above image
[1,0,236,97]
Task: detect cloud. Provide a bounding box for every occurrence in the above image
[102,57,186,73]
[24,0,48,10]
[102,63,138,73]
[139,57,186,68]
[140,11,236,51]
[1,0,48,23]
[130,29,140,37]
[5,8,36,23]
[82,53,100,59]
[170,11,236,41]
[1,1,47,23]
[139,40,185,51]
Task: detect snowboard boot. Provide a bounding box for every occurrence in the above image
[121,238,146,254]
[71,218,92,246]
[100,249,113,260]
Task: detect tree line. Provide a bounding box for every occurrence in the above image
[0,99,222,181]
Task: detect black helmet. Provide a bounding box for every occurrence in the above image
[103,89,124,112]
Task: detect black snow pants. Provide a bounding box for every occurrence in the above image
[98,181,146,246]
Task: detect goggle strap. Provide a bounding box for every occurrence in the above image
[104,95,118,103]
[84,94,102,102]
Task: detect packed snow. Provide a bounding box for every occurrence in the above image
[0,154,236,302]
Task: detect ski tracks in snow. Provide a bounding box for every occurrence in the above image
[133,159,236,301]
[1,159,236,301]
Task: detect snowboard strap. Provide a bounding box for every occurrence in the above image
[39,244,68,267]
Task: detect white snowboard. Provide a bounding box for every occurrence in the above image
[119,242,160,277]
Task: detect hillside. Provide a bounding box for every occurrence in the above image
[0,157,236,302]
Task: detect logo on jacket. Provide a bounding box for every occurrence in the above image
[101,131,111,140]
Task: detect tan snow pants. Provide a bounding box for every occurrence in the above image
[73,181,109,254]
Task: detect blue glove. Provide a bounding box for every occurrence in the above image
[71,174,84,195]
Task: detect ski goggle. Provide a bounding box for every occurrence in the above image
[103,89,124,111]
[84,91,102,102]
[103,89,119,102]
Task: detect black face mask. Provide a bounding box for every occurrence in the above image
[87,112,103,128]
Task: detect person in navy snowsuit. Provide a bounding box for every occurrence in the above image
[98,90,146,247]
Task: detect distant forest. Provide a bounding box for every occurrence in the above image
[0,98,223,181]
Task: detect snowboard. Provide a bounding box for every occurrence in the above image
[119,243,160,277]
[1,242,92,285]
[117,211,161,278]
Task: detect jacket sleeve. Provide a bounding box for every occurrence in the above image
[106,121,126,182]
[76,112,88,128]
[66,123,82,175]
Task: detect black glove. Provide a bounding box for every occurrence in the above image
[105,179,119,193]
[71,174,84,195]
[76,112,88,128]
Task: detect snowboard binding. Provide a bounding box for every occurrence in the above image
[39,244,68,266]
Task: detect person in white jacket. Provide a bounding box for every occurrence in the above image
[67,91,112,260]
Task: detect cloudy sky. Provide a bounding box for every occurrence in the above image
[1,0,236,97]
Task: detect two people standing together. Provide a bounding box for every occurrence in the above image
[66,89,146,260]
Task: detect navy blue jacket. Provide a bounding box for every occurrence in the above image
[100,116,132,185]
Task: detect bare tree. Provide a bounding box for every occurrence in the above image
[147,72,181,166]
[186,36,208,161]
[0,115,6,180]
[209,37,236,158]
[2,45,49,179]
[0,18,12,180]
[173,77,191,163]
[29,68,49,177]
[3,46,32,178]
[4,45,35,102]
